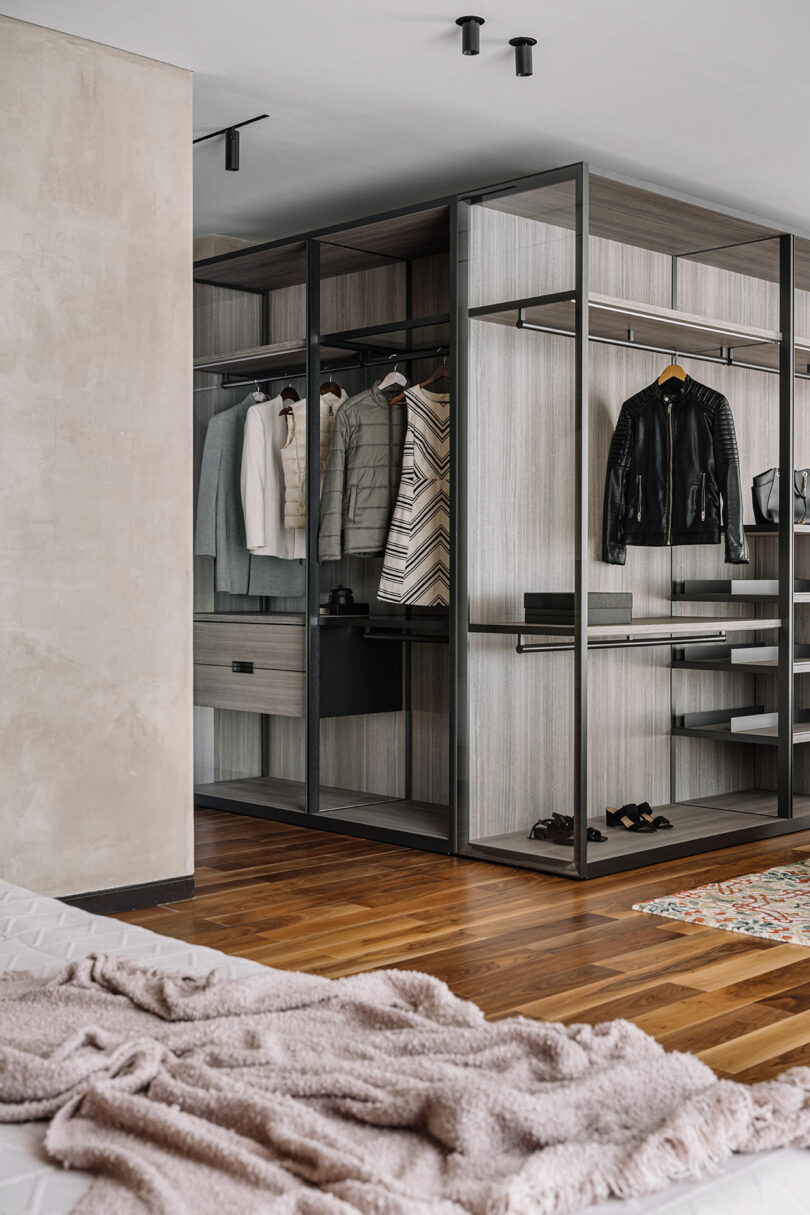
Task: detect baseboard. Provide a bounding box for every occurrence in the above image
[59,875,194,915]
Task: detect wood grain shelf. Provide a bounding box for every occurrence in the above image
[484,173,810,290]
[471,291,794,370]
[673,710,810,747]
[673,592,810,603]
[745,524,810,536]
[321,799,449,839]
[193,205,450,291]
[320,314,450,349]
[193,779,449,840]
[194,776,397,815]
[673,656,810,675]
[194,340,356,378]
[470,616,780,639]
[470,794,796,867]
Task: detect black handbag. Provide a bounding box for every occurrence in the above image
[752,468,810,524]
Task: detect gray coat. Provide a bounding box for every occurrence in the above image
[195,395,305,597]
[319,382,406,560]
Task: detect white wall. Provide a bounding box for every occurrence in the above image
[0,16,194,896]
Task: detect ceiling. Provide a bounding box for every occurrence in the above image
[4,0,810,243]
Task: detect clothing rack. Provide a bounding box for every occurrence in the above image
[515,632,728,654]
[515,312,810,382]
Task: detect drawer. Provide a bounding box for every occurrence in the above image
[194,663,305,717]
[194,621,305,672]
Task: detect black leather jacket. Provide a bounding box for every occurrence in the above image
[602,375,748,565]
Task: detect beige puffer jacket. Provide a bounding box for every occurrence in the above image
[281,389,347,529]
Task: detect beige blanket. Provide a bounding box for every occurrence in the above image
[0,954,809,1214]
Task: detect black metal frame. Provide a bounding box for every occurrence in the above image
[193,159,805,879]
[195,194,457,851]
[453,161,803,879]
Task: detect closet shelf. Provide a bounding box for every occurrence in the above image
[471,791,797,868]
[194,339,356,378]
[470,616,780,639]
[321,614,449,635]
[744,524,810,536]
[673,593,810,603]
[674,658,810,674]
[471,291,805,372]
[320,314,450,350]
[673,707,810,746]
[673,641,810,675]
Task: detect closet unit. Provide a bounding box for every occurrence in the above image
[460,162,810,877]
[193,161,810,878]
[193,202,456,851]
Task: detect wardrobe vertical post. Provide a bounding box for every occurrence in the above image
[573,163,590,877]
[778,233,795,818]
[450,199,468,858]
[260,288,272,780]
[305,239,322,816]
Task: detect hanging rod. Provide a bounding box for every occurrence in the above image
[515,314,810,380]
[193,345,450,392]
[193,359,364,394]
[361,346,449,366]
[515,631,727,654]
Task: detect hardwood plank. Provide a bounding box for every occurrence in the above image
[109,809,810,1084]
[698,1008,810,1075]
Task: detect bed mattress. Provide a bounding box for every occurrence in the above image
[0,877,806,1215]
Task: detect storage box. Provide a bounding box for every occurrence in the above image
[524,591,632,625]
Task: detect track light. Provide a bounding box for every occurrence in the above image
[456,15,484,55]
[509,36,537,77]
[225,127,239,172]
[192,113,268,173]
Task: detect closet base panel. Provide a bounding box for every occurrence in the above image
[194,776,392,815]
[194,780,452,851]
[466,794,810,878]
[320,799,448,839]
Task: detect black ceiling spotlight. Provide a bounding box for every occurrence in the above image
[193,113,268,173]
[225,127,239,172]
[456,15,485,56]
[509,36,537,77]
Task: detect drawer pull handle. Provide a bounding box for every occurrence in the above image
[231,660,254,674]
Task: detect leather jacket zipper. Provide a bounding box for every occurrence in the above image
[636,475,643,523]
[701,472,706,522]
[667,401,674,545]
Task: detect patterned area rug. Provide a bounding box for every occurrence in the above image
[633,860,810,945]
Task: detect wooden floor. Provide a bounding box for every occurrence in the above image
[115,808,810,1085]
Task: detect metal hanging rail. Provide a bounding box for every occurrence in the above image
[514,311,810,381]
[192,345,450,392]
[515,631,728,654]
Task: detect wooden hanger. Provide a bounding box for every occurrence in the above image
[657,363,686,386]
[420,363,451,389]
[280,383,300,403]
[320,380,342,396]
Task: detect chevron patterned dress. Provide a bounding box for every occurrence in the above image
[378,385,450,606]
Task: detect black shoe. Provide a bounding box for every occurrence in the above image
[606,804,656,832]
[636,801,673,830]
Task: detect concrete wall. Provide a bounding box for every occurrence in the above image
[0,17,194,896]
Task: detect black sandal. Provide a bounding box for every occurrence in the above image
[528,816,606,845]
[636,801,673,830]
[528,818,573,846]
[605,804,656,832]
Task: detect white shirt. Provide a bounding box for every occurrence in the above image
[240,395,306,560]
